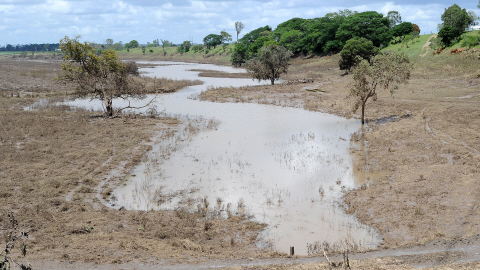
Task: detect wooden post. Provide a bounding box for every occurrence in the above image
[290,246,294,256]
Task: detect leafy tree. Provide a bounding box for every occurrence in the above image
[203,34,222,49]
[350,52,412,124]
[339,38,379,72]
[336,11,392,47]
[221,30,232,43]
[438,25,459,47]
[272,17,306,41]
[231,43,248,67]
[391,22,413,38]
[235,21,245,41]
[279,30,304,54]
[246,44,293,85]
[192,44,204,53]
[247,36,274,57]
[387,11,402,28]
[105,39,114,46]
[239,25,272,45]
[125,40,139,49]
[141,45,146,55]
[300,10,353,53]
[177,40,192,53]
[441,4,474,37]
[57,36,146,117]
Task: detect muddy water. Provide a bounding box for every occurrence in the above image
[67,61,382,255]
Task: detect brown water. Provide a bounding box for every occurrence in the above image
[65,61,382,255]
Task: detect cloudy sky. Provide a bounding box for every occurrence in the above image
[0,0,479,45]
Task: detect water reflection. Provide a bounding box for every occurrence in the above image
[66,61,382,255]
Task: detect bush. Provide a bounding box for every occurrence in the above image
[124,61,139,76]
[339,37,379,72]
[462,35,480,48]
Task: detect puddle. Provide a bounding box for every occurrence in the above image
[62,61,382,255]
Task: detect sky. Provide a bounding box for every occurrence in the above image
[0,0,479,45]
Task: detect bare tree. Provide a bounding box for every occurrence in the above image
[235,21,245,41]
[349,52,412,124]
[246,44,292,85]
[386,11,402,28]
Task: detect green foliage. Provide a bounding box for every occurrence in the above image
[300,10,352,53]
[461,35,480,48]
[231,43,248,67]
[350,52,412,124]
[141,45,146,55]
[339,38,379,71]
[336,11,392,47]
[441,4,473,37]
[279,30,304,54]
[438,25,460,47]
[177,40,192,53]
[248,36,274,58]
[272,17,307,41]
[239,25,272,45]
[203,34,222,49]
[58,36,145,117]
[221,30,232,43]
[192,44,204,53]
[391,22,414,38]
[125,39,139,49]
[246,44,293,85]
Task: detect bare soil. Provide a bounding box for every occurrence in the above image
[1,47,480,269]
[0,57,275,268]
[199,52,480,266]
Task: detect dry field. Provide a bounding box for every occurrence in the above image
[200,52,480,265]
[0,57,273,268]
[1,47,480,269]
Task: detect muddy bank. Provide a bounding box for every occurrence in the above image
[199,54,480,252]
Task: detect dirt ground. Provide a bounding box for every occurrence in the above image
[1,48,480,269]
[199,52,480,266]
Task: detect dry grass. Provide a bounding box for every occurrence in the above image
[200,52,480,250]
[187,69,251,78]
[0,57,272,266]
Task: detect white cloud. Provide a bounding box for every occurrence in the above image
[0,0,471,45]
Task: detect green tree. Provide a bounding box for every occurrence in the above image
[441,4,473,37]
[272,17,306,41]
[235,21,245,41]
[336,11,392,47]
[141,45,146,55]
[391,22,413,38]
[105,39,114,46]
[246,44,293,85]
[160,39,170,55]
[57,36,146,117]
[350,52,412,124]
[387,11,402,28]
[177,40,192,53]
[339,38,379,72]
[279,30,304,54]
[203,34,222,49]
[231,43,248,67]
[438,25,459,47]
[125,40,139,49]
[300,10,353,54]
[247,36,274,58]
[221,30,232,44]
[239,25,272,45]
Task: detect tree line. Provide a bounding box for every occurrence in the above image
[0,43,59,52]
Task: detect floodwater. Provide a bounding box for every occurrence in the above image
[65,61,382,255]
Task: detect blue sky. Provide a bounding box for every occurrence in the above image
[0,0,479,45]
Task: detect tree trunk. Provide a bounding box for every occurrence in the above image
[361,103,365,125]
[271,77,275,85]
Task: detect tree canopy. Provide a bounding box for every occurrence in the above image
[203,34,222,49]
[350,52,412,124]
[246,44,293,85]
[336,11,392,47]
[441,4,474,37]
[125,40,139,49]
[387,11,402,28]
[58,36,146,117]
[339,37,379,72]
